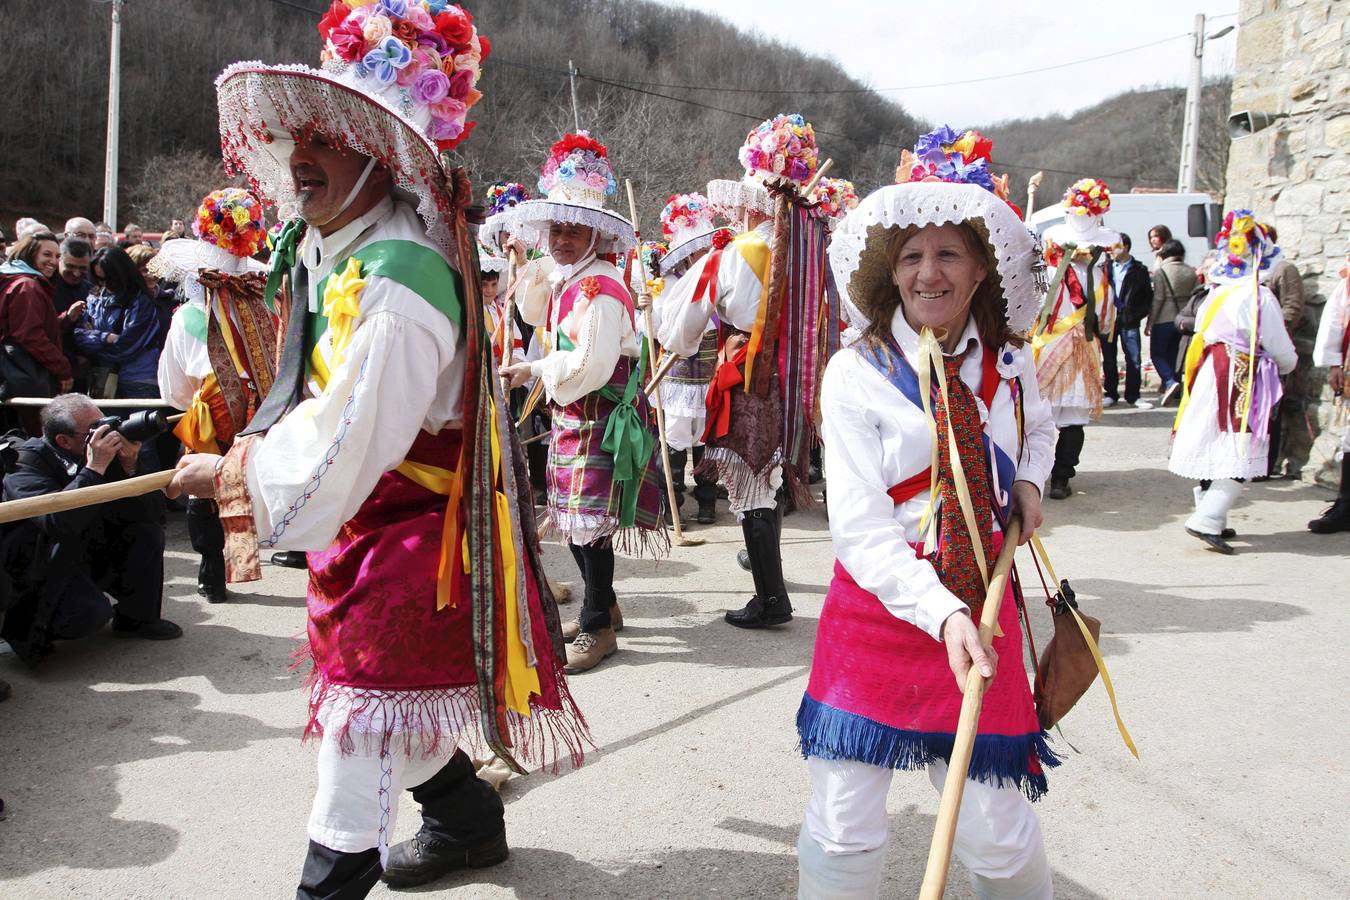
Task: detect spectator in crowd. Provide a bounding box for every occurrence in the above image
[1103,232,1155,409]
[162,218,186,241]
[62,217,97,244]
[12,218,50,241]
[1148,239,1195,406]
[54,238,93,316]
[93,223,115,250]
[126,243,175,349]
[0,232,75,406]
[1147,224,1173,269]
[75,247,163,402]
[121,223,144,247]
[0,393,180,664]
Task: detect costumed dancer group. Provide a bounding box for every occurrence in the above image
[145,2,1156,896]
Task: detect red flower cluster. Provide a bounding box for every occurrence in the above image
[579,276,601,299]
[711,228,734,250]
[434,7,474,52]
[317,0,349,39]
[551,132,607,159]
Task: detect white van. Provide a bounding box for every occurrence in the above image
[1028,191,1223,268]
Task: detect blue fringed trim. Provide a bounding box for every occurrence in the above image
[796,693,1062,802]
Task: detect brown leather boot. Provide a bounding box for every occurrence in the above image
[565,628,617,673]
[561,605,622,642]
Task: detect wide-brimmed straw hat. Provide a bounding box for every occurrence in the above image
[1041,177,1119,250]
[707,113,820,220]
[148,188,268,285]
[215,1,489,257]
[830,126,1044,336]
[498,132,635,257]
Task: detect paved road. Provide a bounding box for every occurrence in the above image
[2,406,1348,898]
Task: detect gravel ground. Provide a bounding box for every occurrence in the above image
[2,405,1348,899]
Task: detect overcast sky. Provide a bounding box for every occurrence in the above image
[655,1,1239,127]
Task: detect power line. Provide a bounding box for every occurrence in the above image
[588,33,1191,95]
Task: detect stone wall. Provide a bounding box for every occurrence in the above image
[1222,0,1348,484]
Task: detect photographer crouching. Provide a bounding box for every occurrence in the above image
[1,393,180,664]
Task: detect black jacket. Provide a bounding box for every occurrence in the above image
[1110,257,1154,329]
[2,437,128,540]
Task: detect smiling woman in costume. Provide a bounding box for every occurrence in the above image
[795,128,1060,899]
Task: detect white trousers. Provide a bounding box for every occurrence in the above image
[1186,478,1243,535]
[663,412,707,452]
[307,728,458,863]
[800,758,1052,899]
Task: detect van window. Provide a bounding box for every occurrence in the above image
[1187,204,1208,238]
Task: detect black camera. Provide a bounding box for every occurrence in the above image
[92,410,169,443]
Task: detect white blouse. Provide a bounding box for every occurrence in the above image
[657,222,772,357]
[822,308,1056,641]
[244,199,465,551]
[518,256,642,407]
[1313,274,1349,368]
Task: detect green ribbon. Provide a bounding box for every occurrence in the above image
[558,331,654,530]
[178,303,208,343]
[264,218,306,313]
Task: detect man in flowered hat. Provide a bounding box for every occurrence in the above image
[1169,212,1296,553]
[154,188,275,605]
[1032,178,1119,500]
[500,131,667,673]
[659,113,826,629]
[166,4,586,895]
[650,192,724,525]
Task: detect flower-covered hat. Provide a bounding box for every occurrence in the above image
[149,188,268,288]
[708,113,819,219]
[1208,210,1280,284]
[476,238,507,275]
[811,177,860,228]
[500,131,636,256]
[660,192,720,274]
[830,125,1044,336]
[215,1,489,257]
[480,180,530,250]
[1042,178,1119,250]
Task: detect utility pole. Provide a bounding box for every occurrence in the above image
[568,59,581,132]
[103,0,124,230]
[1176,14,1234,194]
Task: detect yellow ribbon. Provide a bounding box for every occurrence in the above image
[1173,285,1234,431]
[1030,304,1087,363]
[1029,532,1139,759]
[322,257,365,374]
[733,231,772,392]
[174,373,221,455]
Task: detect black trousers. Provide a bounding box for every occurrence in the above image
[569,540,617,633]
[186,498,225,589]
[1051,425,1085,482]
[296,750,504,900]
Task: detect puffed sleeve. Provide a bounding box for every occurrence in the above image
[515,256,556,328]
[1312,278,1348,368]
[656,250,719,357]
[157,318,204,410]
[529,294,625,407]
[245,288,458,551]
[1258,289,1298,375]
[822,353,968,641]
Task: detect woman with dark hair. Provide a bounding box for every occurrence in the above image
[75,246,164,401]
[0,232,75,408]
[1148,239,1195,405]
[796,128,1058,898]
[1148,224,1172,259]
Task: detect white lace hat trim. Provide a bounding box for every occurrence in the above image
[828,182,1044,336]
[707,177,773,217]
[148,238,266,284]
[498,199,636,257]
[662,228,717,275]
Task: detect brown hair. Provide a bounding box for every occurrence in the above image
[126,244,157,267]
[861,222,1024,352]
[6,231,60,268]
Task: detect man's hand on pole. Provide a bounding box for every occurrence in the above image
[941,610,997,693]
[168,454,222,499]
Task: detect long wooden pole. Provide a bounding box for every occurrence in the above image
[1023,171,1043,225]
[625,179,702,548]
[918,516,1024,900]
[0,470,174,525]
[801,158,834,198]
[643,352,680,398]
[500,250,519,369]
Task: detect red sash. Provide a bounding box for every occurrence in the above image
[702,338,749,443]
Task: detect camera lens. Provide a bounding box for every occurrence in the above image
[118,410,168,443]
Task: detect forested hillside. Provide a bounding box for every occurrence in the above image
[1,0,1229,233]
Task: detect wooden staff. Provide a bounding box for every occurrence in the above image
[0,470,175,526]
[1,397,178,409]
[1023,171,1043,224]
[801,158,834,197]
[918,516,1024,900]
[500,249,519,369]
[626,179,704,548]
[643,350,681,398]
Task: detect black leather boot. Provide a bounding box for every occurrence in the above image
[725,508,792,628]
[692,446,717,524]
[187,498,227,603]
[668,447,688,511]
[382,751,508,888]
[1309,456,1350,534]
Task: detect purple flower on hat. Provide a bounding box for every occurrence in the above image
[428,116,464,141]
[360,36,413,84]
[378,0,408,17]
[411,69,450,104]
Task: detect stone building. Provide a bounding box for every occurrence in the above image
[1221,0,1348,484]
